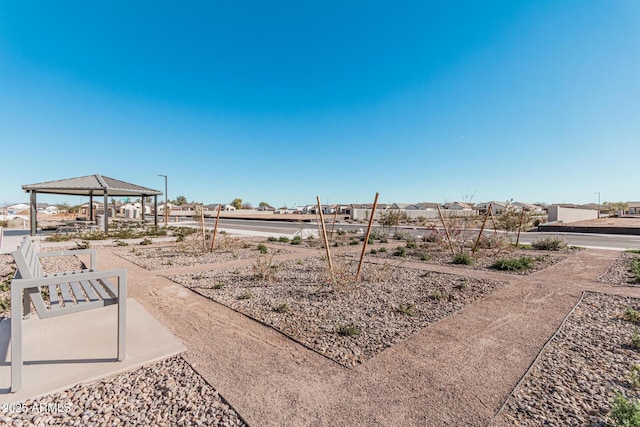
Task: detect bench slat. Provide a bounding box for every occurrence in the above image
[80,280,100,302]
[70,282,87,304]
[91,279,112,300]
[59,283,75,306]
[48,284,60,310]
[99,278,118,299]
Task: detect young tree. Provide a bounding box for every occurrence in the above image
[175,195,187,205]
[231,198,243,210]
[242,202,253,209]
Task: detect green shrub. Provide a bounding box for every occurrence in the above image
[633,332,640,350]
[46,234,72,242]
[452,253,473,265]
[349,238,359,246]
[73,240,90,250]
[257,243,268,254]
[420,253,431,262]
[492,256,534,272]
[213,282,224,289]
[378,247,387,253]
[275,303,289,313]
[267,236,278,242]
[624,307,640,323]
[406,241,418,250]
[531,236,567,251]
[140,237,153,246]
[370,249,378,255]
[429,290,444,300]
[393,246,406,257]
[631,258,640,284]
[237,291,252,300]
[610,391,640,427]
[0,297,9,311]
[291,235,302,245]
[394,303,415,317]
[278,236,290,243]
[336,324,360,337]
[629,365,640,389]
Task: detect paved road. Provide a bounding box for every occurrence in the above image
[191,218,640,251]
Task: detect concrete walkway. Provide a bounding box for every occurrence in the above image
[0,298,186,404]
[94,245,632,426]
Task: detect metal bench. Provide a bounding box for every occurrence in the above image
[10,237,127,392]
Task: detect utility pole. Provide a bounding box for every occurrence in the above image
[159,175,168,225]
[594,192,601,218]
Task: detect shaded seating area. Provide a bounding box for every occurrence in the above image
[22,174,163,236]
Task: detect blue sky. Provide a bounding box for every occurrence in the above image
[1,1,638,208]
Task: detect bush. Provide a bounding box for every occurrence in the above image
[394,303,415,317]
[267,236,278,242]
[257,243,268,254]
[631,258,640,284]
[492,256,534,272]
[452,253,473,265]
[278,236,290,243]
[291,235,302,245]
[610,391,640,427]
[274,302,289,313]
[336,324,360,337]
[531,236,567,251]
[623,307,640,323]
[393,246,406,257]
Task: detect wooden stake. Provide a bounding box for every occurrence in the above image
[317,196,334,279]
[437,205,455,256]
[472,204,492,254]
[515,206,526,247]
[329,207,338,244]
[489,205,498,235]
[356,192,379,283]
[209,204,222,251]
[200,206,206,250]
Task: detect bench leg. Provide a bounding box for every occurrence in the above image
[11,286,23,392]
[117,274,127,361]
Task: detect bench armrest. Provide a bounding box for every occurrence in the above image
[11,269,127,290]
[38,249,97,270]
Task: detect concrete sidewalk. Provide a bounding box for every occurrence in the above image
[0,298,186,404]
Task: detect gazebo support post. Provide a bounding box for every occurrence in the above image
[89,194,94,223]
[154,195,158,227]
[141,196,146,225]
[104,193,109,234]
[30,190,37,236]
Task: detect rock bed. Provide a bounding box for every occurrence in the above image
[1,356,246,426]
[369,243,567,275]
[115,242,287,271]
[0,253,85,319]
[494,292,640,426]
[597,252,640,286]
[170,257,506,366]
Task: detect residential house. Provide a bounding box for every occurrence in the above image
[628,202,640,215]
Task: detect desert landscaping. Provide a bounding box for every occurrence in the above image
[2,226,640,426]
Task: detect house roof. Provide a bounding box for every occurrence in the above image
[22,174,162,197]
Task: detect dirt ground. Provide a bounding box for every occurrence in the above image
[78,236,638,426]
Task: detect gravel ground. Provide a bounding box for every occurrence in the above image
[115,239,287,271]
[170,257,506,367]
[597,252,640,286]
[1,356,246,427]
[369,241,569,275]
[494,292,640,426]
[0,252,86,319]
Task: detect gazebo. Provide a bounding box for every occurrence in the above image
[22,174,164,236]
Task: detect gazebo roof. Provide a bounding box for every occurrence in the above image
[22,174,163,197]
